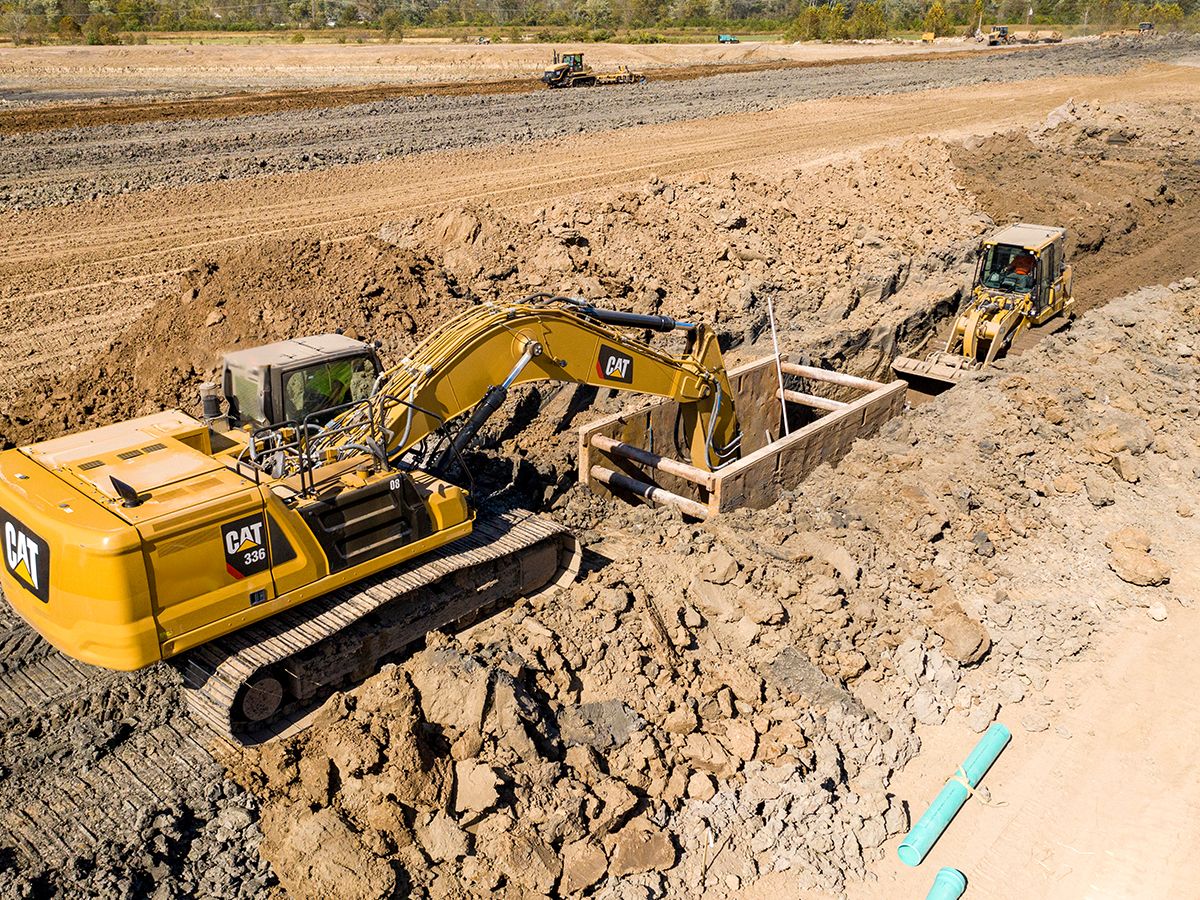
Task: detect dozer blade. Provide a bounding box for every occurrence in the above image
[891,352,981,389]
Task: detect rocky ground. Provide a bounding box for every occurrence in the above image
[1,35,1194,211]
[0,44,1197,900]
[226,276,1199,900]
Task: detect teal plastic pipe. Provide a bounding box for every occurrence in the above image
[926,867,967,899]
[898,723,1012,867]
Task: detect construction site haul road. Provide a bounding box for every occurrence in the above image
[1,31,1199,900]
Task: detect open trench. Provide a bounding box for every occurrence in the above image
[0,95,1197,897]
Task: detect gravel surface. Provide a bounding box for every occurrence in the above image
[1,36,1195,211]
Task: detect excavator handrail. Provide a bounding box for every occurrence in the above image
[239,389,476,498]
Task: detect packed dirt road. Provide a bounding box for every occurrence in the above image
[0,36,1052,101]
[0,39,1186,207]
[1,32,1199,900]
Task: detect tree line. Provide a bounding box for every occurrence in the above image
[2,0,1195,44]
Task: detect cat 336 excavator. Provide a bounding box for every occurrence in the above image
[893,223,1075,387]
[0,297,741,741]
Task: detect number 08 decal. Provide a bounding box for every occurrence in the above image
[222,513,271,580]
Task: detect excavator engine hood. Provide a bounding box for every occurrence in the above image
[0,446,159,670]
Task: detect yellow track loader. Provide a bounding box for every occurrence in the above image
[893,223,1075,387]
[0,297,740,740]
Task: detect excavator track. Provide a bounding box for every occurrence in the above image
[176,509,580,745]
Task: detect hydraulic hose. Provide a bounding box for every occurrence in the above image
[432,342,539,472]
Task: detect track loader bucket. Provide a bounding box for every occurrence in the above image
[891,351,982,388]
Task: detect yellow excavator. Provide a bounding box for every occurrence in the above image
[893,223,1075,387]
[0,297,740,740]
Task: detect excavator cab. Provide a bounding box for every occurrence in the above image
[221,335,382,429]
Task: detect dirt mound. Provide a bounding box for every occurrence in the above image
[0,238,466,447]
[382,137,977,351]
[3,100,1199,898]
[951,98,1200,310]
[233,279,1198,897]
[1,138,979,454]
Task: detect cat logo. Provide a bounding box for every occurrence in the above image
[597,345,634,384]
[221,514,270,580]
[1,511,50,603]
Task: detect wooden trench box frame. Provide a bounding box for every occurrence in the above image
[579,357,907,518]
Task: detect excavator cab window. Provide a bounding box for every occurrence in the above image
[281,357,376,424]
[229,369,267,426]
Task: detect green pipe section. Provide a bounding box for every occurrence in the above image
[926,867,967,899]
[898,723,1011,867]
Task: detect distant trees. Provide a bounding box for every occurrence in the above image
[0,0,1195,43]
[922,0,951,33]
[380,6,404,35]
[848,0,888,36]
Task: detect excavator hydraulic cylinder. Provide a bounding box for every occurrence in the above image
[576,306,691,333]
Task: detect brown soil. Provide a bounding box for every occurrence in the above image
[4,63,1197,409]
[952,99,1200,312]
[228,279,1200,899]
[0,136,978,458]
[2,52,1200,900]
[0,45,1039,137]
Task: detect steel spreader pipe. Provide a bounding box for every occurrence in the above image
[898,723,1012,867]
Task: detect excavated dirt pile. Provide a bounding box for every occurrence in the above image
[0,137,981,455]
[0,99,1197,900]
[6,98,1197,456]
[952,99,1200,308]
[232,279,1198,899]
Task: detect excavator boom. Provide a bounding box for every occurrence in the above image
[345,301,734,465]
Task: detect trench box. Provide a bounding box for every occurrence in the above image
[579,357,906,517]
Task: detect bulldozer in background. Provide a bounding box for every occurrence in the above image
[893,223,1075,388]
[541,51,647,88]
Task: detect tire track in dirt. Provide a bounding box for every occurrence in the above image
[6,64,1194,270]
[0,44,1045,136]
[3,64,1199,394]
[4,39,1191,212]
